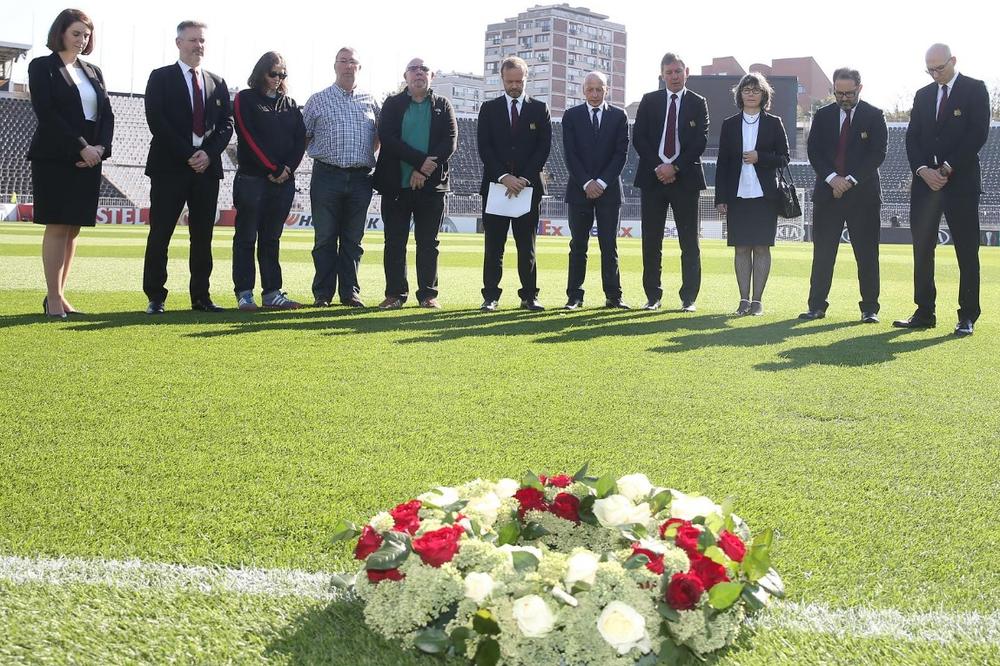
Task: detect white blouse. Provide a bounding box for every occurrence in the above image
[737,112,764,199]
[67,64,99,121]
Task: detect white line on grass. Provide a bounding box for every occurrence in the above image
[2,554,998,646]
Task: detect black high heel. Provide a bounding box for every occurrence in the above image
[43,297,67,319]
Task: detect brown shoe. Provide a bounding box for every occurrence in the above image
[419,297,441,309]
[378,296,404,310]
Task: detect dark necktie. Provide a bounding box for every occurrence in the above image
[936,84,948,123]
[591,107,600,137]
[834,108,852,176]
[662,93,678,158]
[190,68,205,138]
[510,98,519,134]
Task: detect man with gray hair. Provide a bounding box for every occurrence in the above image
[561,71,630,309]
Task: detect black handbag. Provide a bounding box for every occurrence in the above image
[776,165,802,219]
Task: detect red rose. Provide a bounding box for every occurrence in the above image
[547,474,573,488]
[354,525,383,560]
[367,568,405,584]
[514,487,548,519]
[718,531,746,562]
[658,517,686,539]
[390,500,422,535]
[689,554,729,589]
[550,493,581,523]
[675,523,702,556]
[665,572,704,610]
[630,543,665,575]
[411,525,463,567]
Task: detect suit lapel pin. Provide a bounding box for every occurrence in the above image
[953,108,962,116]
[530,122,536,130]
[861,131,868,139]
[216,99,221,107]
[688,120,696,127]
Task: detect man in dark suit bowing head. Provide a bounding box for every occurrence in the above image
[142,20,233,314]
[477,56,552,312]
[801,67,887,323]
[561,71,630,310]
[632,52,709,312]
[895,44,989,336]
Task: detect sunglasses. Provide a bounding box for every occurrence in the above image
[406,65,430,73]
[267,71,287,79]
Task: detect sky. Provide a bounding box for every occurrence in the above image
[3,0,998,113]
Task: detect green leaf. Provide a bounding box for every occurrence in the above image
[741,584,768,611]
[330,520,360,543]
[365,531,410,571]
[697,528,717,551]
[704,512,724,535]
[721,495,735,519]
[657,637,695,665]
[752,527,774,550]
[522,521,550,540]
[474,637,501,666]
[707,582,744,610]
[742,544,771,582]
[450,626,472,652]
[572,462,590,481]
[578,495,598,525]
[656,600,680,622]
[496,521,520,546]
[511,550,539,573]
[621,523,648,541]
[702,546,727,565]
[414,628,450,654]
[636,653,659,666]
[594,474,617,498]
[623,553,650,570]
[649,490,673,514]
[521,471,543,491]
[571,581,592,595]
[472,610,502,636]
[758,568,785,599]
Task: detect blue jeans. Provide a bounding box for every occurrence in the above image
[232,174,295,297]
[310,162,373,303]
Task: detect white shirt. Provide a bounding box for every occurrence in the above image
[658,88,685,163]
[177,60,206,147]
[825,105,859,185]
[67,64,98,121]
[504,93,523,125]
[916,70,960,173]
[737,112,764,199]
[584,102,608,190]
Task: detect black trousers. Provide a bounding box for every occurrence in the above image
[567,199,622,301]
[143,170,220,303]
[909,184,981,322]
[807,195,881,314]
[381,189,444,302]
[482,208,539,301]
[639,183,701,303]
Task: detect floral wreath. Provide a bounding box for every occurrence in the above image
[332,466,783,665]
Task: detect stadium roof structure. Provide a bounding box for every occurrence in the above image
[0,41,31,65]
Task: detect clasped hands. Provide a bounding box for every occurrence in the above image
[500,173,530,198]
[409,156,438,190]
[75,144,104,168]
[920,164,953,192]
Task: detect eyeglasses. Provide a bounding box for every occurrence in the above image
[741,87,763,95]
[336,58,360,66]
[406,65,430,73]
[267,71,287,79]
[834,90,858,98]
[926,60,952,75]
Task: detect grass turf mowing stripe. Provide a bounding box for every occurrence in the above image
[3,554,998,648]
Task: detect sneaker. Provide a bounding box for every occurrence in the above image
[419,298,441,309]
[378,296,404,310]
[237,292,258,312]
[263,291,301,309]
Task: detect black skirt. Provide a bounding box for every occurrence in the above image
[726,196,777,246]
[31,120,102,227]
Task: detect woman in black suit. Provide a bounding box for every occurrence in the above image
[27,8,114,318]
[714,73,789,316]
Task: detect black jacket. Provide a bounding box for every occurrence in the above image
[562,102,629,206]
[808,100,887,205]
[477,94,552,204]
[714,112,790,205]
[27,52,114,162]
[373,89,457,195]
[144,63,233,179]
[632,88,708,191]
[233,89,305,178]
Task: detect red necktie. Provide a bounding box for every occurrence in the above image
[190,68,205,137]
[510,98,519,134]
[662,93,678,158]
[936,84,948,123]
[834,108,852,176]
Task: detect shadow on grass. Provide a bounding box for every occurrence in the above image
[649,317,853,354]
[754,327,959,370]
[266,599,465,666]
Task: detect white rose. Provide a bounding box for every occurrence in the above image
[463,572,495,604]
[494,478,520,499]
[629,502,652,526]
[669,490,722,521]
[564,550,600,587]
[616,474,653,502]
[498,544,543,565]
[465,492,501,525]
[511,595,556,637]
[368,511,394,532]
[417,486,460,507]
[593,495,651,528]
[597,601,650,655]
[636,537,667,555]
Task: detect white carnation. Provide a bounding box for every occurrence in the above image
[464,492,501,526]
[564,550,600,587]
[463,572,495,604]
[616,474,653,502]
[597,601,651,655]
[494,478,520,499]
[417,486,460,507]
[669,490,722,521]
[368,511,394,532]
[594,495,651,528]
[512,595,556,637]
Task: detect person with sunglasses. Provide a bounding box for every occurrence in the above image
[373,58,457,310]
[231,51,306,311]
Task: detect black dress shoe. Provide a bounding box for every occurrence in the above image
[480,299,499,312]
[642,299,661,311]
[680,300,697,312]
[860,312,880,324]
[605,298,630,309]
[342,297,366,308]
[191,299,224,312]
[146,301,166,315]
[955,319,974,336]
[798,309,826,320]
[520,298,545,311]
[892,314,935,328]
[564,299,584,311]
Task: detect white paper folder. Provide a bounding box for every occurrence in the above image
[485,182,533,218]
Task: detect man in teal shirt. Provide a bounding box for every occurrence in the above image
[373,57,458,309]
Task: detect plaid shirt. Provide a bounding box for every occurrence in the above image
[303,83,380,168]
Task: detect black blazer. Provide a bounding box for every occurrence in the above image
[477,94,552,205]
[144,63,233,179]
[905,72,990,194]
[27,52,114,162]
[562,102,629,206]
[808,100,887,204]
[374,89,458,196]
[714,112,790,206]
[632,88,709,191]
